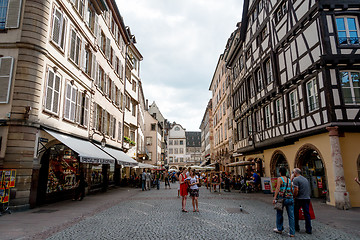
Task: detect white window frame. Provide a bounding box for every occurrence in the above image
[69,28,82,66]
[0,56,14,104]
[306,78,319,112]
[289,90,299,119]
[265,105,271,128]
[275,98,283,124]
[64,81,78,122]
[340,71,360,105]
[265,59,273,84]
[51,5,67,50]
[335,16,360,45]
[44,67,61,114]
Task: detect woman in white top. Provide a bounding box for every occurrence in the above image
[189,170,200,212]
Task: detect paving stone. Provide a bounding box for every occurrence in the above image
[45,183,358,240]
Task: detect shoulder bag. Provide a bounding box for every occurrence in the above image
[274,178,288,211]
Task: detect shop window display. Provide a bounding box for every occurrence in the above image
[91,165,103,185]
[46,145,79,194]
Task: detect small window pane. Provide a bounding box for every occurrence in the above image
[336,18,346,31]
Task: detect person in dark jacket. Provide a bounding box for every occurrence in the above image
[73,169,86,201]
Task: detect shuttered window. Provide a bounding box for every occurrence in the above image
[0,0,22,30]
[71,0,84,18]
[0,57,14,103]
[63,82,78,122]
[118,121,122,140]
[44,68,61,114]
[76,92,89,127]
[69,29,81,65]
[51,6,66,50]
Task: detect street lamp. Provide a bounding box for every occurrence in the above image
[89,131,106,149]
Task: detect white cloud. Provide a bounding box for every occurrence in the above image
[116,0,243,130]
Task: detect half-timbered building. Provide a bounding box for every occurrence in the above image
[227,0,360,208]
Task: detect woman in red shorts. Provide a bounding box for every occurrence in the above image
[179,168,189,212]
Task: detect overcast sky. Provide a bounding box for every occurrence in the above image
[116,0,243,131]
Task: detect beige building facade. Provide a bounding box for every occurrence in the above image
[209,53,233,171]
[0,0,140,208]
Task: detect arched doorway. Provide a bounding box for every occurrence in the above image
[295,144,328,199]
[270,151,290,177]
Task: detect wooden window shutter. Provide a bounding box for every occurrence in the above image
[70,86,77,121]
[105,37,110,59]
[76,92,82,124]
[95,62,99,86]
[91,54,96,80]
[84,95,89,127]
[5,0,23,29]
[52,7,62,45]
[113,118,116,138]
[94,15,99,43]
[0,57,14,103]
[64,82,72,119]
[45,70,54,111]
[53,74,61,113]
[93,104,98,130]
[81,41,86,72]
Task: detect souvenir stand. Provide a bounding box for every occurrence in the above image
[0,169,16,215]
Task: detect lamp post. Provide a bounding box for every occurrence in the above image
[89,131,106,148]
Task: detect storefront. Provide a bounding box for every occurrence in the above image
[296,149,328,199]
[36,129,116,205]
[270,152,290,177]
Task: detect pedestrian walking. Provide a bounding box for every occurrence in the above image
[189,170,200,212]
[273,167,295,237]
[141,169,146,191]
[155,171,160,190]
[164,169,171,189]
[145,170,151,190]
[73,169,86,201]
[179,168,189,212]
[292,168,312,234]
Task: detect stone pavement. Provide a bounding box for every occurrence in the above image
[0,183,359,240]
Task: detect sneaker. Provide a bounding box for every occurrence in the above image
[273,228,282,234]
[288,233,295,237]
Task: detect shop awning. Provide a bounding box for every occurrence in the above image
[97,145,138,167]
[226,161,255,167]
[45,129,115,164]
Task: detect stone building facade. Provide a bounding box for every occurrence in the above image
[0,0,140,208]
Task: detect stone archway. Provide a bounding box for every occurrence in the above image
[270,150,290,177]
[295,144,328,199]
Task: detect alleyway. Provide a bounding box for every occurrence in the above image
[1,183,359,240]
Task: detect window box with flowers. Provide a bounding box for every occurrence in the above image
[124,136,135,146]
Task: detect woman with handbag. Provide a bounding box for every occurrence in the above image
[189,170,200,212]
[272,167,295,237]
[179,168,189,212]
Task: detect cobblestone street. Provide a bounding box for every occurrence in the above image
[1,183,359,240]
